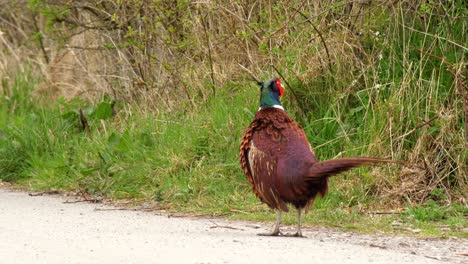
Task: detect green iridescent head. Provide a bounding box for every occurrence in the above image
[258,78,285,108]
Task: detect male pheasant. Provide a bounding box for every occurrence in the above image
[239,78,394,237]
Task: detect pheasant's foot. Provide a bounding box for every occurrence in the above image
[284,232,306,238]
[257,230,283,236]
[258,211,283,236]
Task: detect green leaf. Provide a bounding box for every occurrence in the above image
[90,102,113,120]
[107,131,130,152]
[61,110,79,124]
[81,105,95,116]
[349,106,364,117]
[108,132,121,147]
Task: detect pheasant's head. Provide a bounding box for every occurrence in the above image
[258,77,285,109]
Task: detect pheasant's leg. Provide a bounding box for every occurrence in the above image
[285,208,306,237]
[258,211,283,236]
[295,208,305,237]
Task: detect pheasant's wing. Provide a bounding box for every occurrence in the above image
[248,141,288,211]
[240,121,257,195]
[240,120,288,211]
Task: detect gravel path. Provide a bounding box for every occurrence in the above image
[0,188,466,264]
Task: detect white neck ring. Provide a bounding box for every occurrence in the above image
[258,105,284,111]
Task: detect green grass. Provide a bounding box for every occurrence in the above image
[0,71,466,238]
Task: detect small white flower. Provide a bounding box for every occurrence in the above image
[374,84,382,89]
[375,31,380,36]
[351,79,357,86]
[378,53,383,60]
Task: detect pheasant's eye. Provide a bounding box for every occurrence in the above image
[275,78,284,96]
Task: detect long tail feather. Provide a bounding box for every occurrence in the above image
[306,157,395,180]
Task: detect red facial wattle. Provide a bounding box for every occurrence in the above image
[275,78,284,97]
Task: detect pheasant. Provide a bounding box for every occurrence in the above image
[239,77,394,237]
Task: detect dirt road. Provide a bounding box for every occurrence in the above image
[0,188,465,264]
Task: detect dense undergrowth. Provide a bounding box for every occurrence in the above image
[0,1,466,237]
[1,71,466,237]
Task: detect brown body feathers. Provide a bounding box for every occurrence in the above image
[239,78,394,236]
[240,107,391,212]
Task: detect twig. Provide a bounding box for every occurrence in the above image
[199,8,216,94]
[238,64,261,84]
[94,208,140,211]
[455,70,468,146]
[329,0,389,18]
[424,255,443,261]
[271,65,300,103]
[65,45,111,51]
[63,200,88,204]
[296,11,334,76]
[28,190,60,196]
[402,23,468,52]
[63,198,102,204]
[229,208,249,214]
[310,23,334,75]
[394,116,438,141]
[410,46,457,76]
[214,4,261,44]
[367,211,402,215]
[32,14,49,64]
[209,225,244,230]
[286,0,363,28]
[79,108,92,137]
[209,220,244,231]
[369,243,387,249]
[268,0,308,38]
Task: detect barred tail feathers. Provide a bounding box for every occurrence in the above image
[305,157,394,180]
